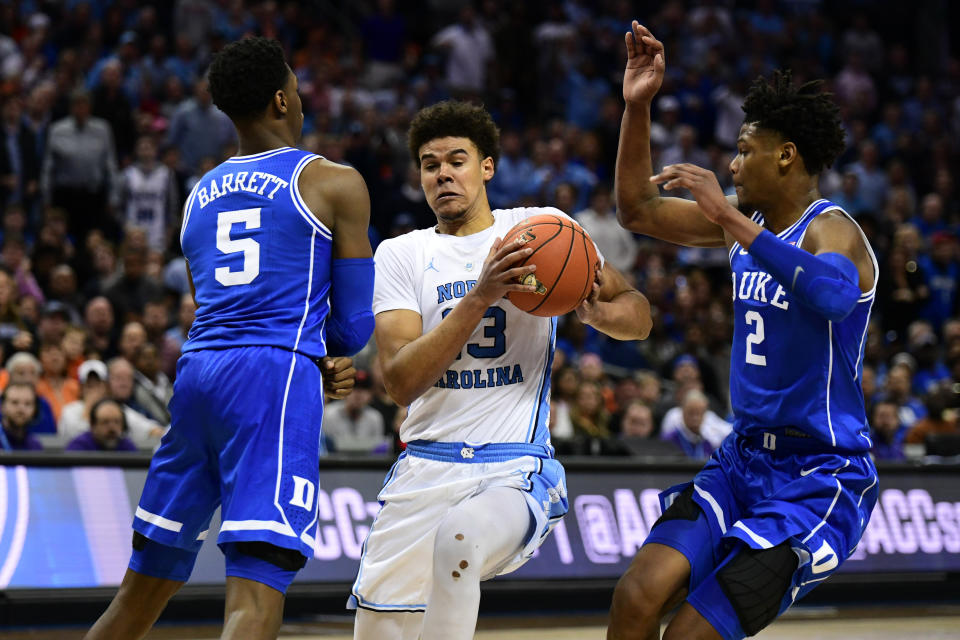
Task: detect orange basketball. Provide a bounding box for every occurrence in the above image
[503,214,600,317]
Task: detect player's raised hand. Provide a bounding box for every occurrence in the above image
[623,21,665,106]
[322,356,357,399]
[650,163,730,224]
[471,237,538,306]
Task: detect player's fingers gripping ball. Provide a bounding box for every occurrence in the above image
[503,214,600,317]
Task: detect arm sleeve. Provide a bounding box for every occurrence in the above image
[325,257,375,357]
[747,229,861,322]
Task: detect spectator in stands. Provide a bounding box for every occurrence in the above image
[164,292,195,352]
[120,136,179,252]
[661,384,732,450]
[36,340,79,422]
[574,186,638,274]
[37,300,70,345]
[104,243,163,323]
[529,137,597,213]
[84,295,118,359]
[59,358,108,441]
[91,59,136,160]
[165,77,234,174]
[870,400,907,461]
[132,343,171,424]
[919,232,958,332]
[1,95,40,211]
[46,264,84,321]
[660,389,724,459]
[65,397,137,452]
[905,387,959,449]
[0,381,42,450]
[486,130,535,209]
[430,5,493,97]
[142,298,180,378]
[549,366,580,441]
[882,359,928,429]
[41,88,118,241]
[570,380,612,440]
[321,370,386,454]
[620,400,656,439]
[1,351,55,434]
[106,356,165,447]
[117,321,147,364]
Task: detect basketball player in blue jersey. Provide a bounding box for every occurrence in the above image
[606,23,880,640]
[85,37,374,640]
[350,101,651,640]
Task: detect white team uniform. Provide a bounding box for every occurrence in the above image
[350,207,602,611]
[121,163,174,251]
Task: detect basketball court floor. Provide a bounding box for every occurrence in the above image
[5,606,959,639]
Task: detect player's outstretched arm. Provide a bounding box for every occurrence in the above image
[616,21,727,248]
[656,164,869,322]
[375,238,539,407]
[300,160,375,356]
[575,264,651,340]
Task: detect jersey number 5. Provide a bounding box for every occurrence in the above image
[215,208,260,286]
[745,310,766,366]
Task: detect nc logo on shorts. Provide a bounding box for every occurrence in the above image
[460,447,475,459]
[289,475,316,511]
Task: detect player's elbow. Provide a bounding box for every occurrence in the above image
[382,374,417,407]
[615,198,658,234]
[808,277,860,323]
[325,313,374,356]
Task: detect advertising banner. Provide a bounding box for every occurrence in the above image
[1,464,958,589]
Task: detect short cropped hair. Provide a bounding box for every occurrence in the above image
[408,101,500,165]
[741,70,845,175]
[208,36,289,119]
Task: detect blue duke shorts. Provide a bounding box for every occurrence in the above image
[646,432,879,640]
[133,346,325,568]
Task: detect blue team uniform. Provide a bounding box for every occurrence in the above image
[647,200,880,639]
[134,147,332,563]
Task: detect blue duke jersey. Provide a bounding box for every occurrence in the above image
[180,147,333,358]
[728,199,878,452]
[373,207,603,445]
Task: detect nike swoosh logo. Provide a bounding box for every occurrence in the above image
[800,465,821,477]
[792,265,804,288]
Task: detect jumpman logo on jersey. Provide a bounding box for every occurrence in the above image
[424,257,439,273]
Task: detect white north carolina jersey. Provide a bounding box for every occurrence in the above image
[373,207,603,444]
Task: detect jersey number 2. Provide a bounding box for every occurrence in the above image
[215,208,260,286]
[745,310,766,366]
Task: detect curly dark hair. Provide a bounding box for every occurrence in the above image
[207,37,289,120]
[408,101,500,164]
[741,70,845,175]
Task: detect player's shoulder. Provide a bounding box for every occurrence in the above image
[298,157,365,192]
[374,227,434,258]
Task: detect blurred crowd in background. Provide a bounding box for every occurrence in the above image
[0,0,957,462]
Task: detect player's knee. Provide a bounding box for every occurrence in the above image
[717,542,798,636]
[610,565,661,623]
[432,527,482,583]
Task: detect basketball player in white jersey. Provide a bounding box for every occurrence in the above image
[350,101,652,640]
[120,136,178,251]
